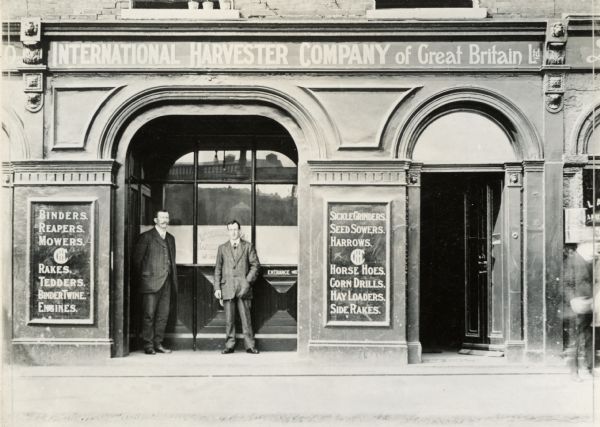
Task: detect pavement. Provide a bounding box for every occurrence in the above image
[2,351,599,427]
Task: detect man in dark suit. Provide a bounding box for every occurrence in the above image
[213,220,260,354]
[133,209,178,355]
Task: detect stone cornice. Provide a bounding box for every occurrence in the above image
[11,160,120,186]
[523,159,545,172]
[3,20,547,40]
[308,160,408,186]
[565,16,600,36]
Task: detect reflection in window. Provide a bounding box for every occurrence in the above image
[412,112,516,164]
[256,185,298,265]
[256,150,297,181]
[167,152,195,181]
[198,150,251,182]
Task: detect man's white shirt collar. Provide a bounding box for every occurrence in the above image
[230,238,241,247]
[155,225,166,239]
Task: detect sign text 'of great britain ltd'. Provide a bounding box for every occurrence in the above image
[326,203,389,326]
[29,200,94,324]
[48,41,543,69]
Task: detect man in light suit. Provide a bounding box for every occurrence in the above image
[133,210,178,355]
[213,220,260,354]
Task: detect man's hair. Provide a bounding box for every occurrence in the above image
[153,209,169,219]
[226,220,241,229]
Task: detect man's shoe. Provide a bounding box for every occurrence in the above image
[246,348,259,354]
[144,348,156,355]
[221,348,235,354]
[154,344,172,354]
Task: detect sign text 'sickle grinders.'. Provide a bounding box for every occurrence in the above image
[326,203,389,326]
[29,200,94,324]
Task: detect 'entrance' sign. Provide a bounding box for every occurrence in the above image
[29,199,95,324]
[326,202,390,326]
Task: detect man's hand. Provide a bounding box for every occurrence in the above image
[214,290,222,300]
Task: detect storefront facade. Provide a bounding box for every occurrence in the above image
[2,3,598,365]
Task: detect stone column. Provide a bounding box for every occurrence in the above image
[523,160,545,362]
[406,163,422,363]
[504,163,524,362]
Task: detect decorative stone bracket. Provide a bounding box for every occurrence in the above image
[544,21,567,114]
[544,73,565,113]
[20,17,45,113]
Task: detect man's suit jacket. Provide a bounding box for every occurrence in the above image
[214,240,260,300]
[133,227,178,294]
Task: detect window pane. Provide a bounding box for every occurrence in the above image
[139,183,194,264]
[255,184,298,265]
[198,150,251,182]
[256,150,297,182]
[587,128,600,156]
[197,184,252,265]
[167,152,195,181]
[413,112,516,164]
[377,0,472,7]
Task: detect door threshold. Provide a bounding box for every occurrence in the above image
[458,348,504,357]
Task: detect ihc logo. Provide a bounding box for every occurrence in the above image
[350,248,365,266]
[53,248,69,265]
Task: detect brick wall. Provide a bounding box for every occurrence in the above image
[3,0,597,20]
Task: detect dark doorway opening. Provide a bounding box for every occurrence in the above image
[420,172,504,354]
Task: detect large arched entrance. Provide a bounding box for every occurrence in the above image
[125,115,299,352]
[397,88,543,363]
[415,111,516,355]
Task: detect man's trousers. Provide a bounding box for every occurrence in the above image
[141,277,171,350]
[223,297,255,350]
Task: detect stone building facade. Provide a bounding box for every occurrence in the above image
[2,1,598,365]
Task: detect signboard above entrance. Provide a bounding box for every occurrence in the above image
[48,40,543,70]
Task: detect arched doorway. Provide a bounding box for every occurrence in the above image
[126,115,299,352]
[414,110,518,356]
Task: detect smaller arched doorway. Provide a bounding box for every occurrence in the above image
[126,115,299,352]
[413,110,518,356]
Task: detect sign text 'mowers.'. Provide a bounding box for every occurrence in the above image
[49,41,543,69]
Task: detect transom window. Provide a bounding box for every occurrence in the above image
[377,0,473,8]
[132,0,225,8]
[127,115,298,266]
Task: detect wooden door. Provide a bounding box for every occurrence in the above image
[463,176,503,349]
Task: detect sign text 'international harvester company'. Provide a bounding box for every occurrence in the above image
[30,200,94,324]
[326,203,389,326]
[48,41,543,69]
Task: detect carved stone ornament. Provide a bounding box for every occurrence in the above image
[551,22,565,38]
[545,74,564,92]
[546,93,563,113]
[20,18,41,45]
[22,46,43,65]
[509,173,520,184]
[23,73,43,92]
[26,93,43,113]
[545,42,566,65]
[20,18,43,65]
[408,173,419,185]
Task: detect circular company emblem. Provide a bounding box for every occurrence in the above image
[53,247,69,264]
[350,248,365,266]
